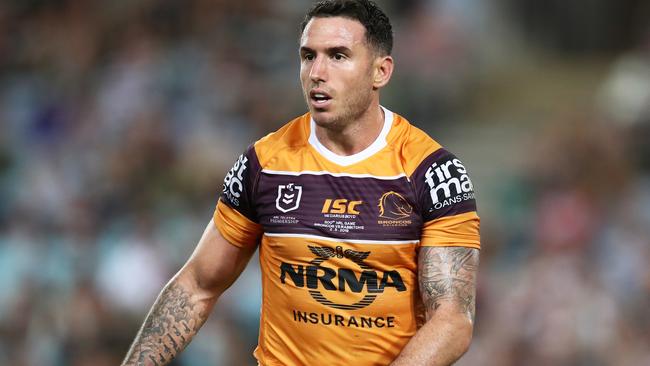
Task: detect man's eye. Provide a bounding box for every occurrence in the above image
[304,54,315,61]
[334,53,345,60]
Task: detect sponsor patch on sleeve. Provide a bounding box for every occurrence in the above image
[413,148,477,221]
[219,145,260,222]
[223,153,249,207]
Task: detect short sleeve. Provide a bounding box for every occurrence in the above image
[411,148,480,249]
[213,145,263,248]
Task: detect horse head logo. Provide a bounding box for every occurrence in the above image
[378,191,412,220]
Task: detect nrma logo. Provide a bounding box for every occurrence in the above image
[425,158,473,205]
[280,246,406,310]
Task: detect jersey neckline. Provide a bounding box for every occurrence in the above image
[308,106,394,167]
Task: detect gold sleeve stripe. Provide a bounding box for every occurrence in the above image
[213,200,263,248]
[420,211,481,249]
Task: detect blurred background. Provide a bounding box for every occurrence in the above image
[1,0,649,365]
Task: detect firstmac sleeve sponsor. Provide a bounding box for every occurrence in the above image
[413,148,477,221]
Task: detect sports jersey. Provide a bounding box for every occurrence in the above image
[214,107,480,366]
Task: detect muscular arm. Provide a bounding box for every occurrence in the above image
[391,247,479,366]
[121,219,256,366]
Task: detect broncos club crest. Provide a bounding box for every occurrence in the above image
[378,191,413,220]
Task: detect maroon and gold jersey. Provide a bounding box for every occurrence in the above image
[214,107,480,366]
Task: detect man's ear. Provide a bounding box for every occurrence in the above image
[372,55,394,89]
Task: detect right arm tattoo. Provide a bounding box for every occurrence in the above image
[122,281,210,366]
[418,247,479,322]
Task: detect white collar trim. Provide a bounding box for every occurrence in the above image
[308,106,393,166]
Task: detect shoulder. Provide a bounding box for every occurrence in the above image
[252,113,310,166]
[388,112,443,176]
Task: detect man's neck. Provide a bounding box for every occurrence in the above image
[314,104,385,156]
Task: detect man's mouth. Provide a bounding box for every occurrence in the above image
[310,90,332,107]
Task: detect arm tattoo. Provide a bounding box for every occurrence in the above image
[418,247,479,321]
[122,282,209,366]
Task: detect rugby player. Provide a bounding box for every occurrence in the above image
[122,1,480,365]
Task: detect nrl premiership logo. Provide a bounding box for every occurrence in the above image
[276,183,303,213]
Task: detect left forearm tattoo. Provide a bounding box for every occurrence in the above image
[418,247,479,321]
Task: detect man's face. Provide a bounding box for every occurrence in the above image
[299,16,377,129]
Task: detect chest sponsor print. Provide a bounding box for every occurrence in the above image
[280,245,406,311]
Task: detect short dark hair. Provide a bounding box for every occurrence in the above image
[300,0,393,56]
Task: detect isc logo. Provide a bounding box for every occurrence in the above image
[321,199,363,215]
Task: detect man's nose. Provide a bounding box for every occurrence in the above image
[309,56,327,82]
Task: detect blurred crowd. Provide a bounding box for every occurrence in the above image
[0,0,649,365]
